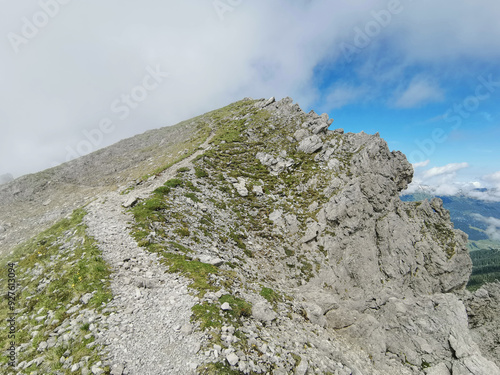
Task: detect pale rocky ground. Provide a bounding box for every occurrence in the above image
[1,97,499,374]
[83,138,214,375]
[0,118,208,258]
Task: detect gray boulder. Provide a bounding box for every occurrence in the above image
[297,135,323,154]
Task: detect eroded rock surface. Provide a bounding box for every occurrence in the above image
[2,97,499,375]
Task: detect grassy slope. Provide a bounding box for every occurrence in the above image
[0,209,112,374]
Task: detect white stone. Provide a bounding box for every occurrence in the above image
[226,352,239,366]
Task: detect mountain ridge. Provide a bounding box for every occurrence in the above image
[1,97,499,374]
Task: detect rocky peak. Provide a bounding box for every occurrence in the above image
[1,97,498,374]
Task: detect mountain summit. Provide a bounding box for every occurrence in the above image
[1,97,499,374]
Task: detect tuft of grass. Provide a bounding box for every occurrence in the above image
[198,362,241,375]
[191,302,225,330]
[184,192,200,202]
[168,241,192,253]
[185,180,201,192]
[174,227,190,237]
[153,186,171,196]
[284,247,295,257]
[219,294,252,319]
[164,178,184,188]
[260,287,283,306]
[195,167,209,178]
[160,253,219,297]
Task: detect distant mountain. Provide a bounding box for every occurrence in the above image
[0,173,13,185]
[400,193,500,246]
[401,192,500,291]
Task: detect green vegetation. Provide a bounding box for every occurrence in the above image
[424,221,457,259]
[284,247,295,257]
[260,287,283,306]
[467,249,500,291]
[162,253,218,296]
[0,209,112,373]
[184,192,200,202]
[219,294,252,319]
[195,167,209,178]
[164,178,184,188]
[174,227,190,237]
[198,362,241,375]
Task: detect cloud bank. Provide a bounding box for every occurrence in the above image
[472,214,500,242]
[1,1,500,178]
[404,162,500,202]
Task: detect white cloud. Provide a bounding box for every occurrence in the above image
[393,77,444,108]
[413,160,430,168]
[1,1,500,177]
[484,171,500,185]
[423,162,469,179]
[404,165,500,202]
[472,214,500,241]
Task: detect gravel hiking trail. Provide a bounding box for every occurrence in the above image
[84,137,213,375]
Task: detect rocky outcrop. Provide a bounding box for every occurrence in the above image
[465,282,500,367]
[2,97,498,375]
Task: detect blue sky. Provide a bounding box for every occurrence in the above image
[1,0,499,199]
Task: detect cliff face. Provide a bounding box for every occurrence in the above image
[122,97,496,374]
[0,97,498,375]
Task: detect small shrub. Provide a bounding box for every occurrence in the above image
[195,167,209,178]
[174,227,190,237]
[260,287,282,305]
[219,295,252,319]
[165,178,184,188]
[153,186,171,196]
[185,192,200,202]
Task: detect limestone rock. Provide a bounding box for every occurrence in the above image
[256,152,294,175]
[122,196,138,208]
[301,302,326,328]
[252,301,277,324]
[465,281,500,367]
[301,221,320,243]
[226,352,239,366]
[294,128,310,142]
[252,185,264,196]
[233,178,248,197]
[295,358,308,375]
[297,135,323,154]
[197,254,224,267]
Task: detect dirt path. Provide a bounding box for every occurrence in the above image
[84,136,213,375]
